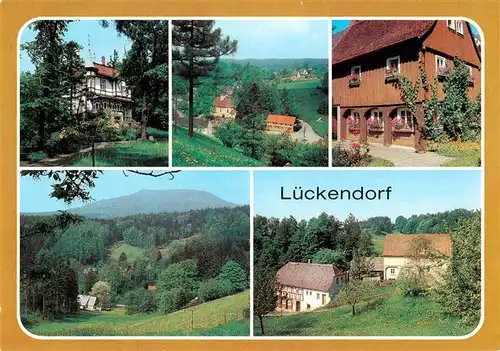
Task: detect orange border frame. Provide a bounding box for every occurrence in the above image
[2,1,499,349]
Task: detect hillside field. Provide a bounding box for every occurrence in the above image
[172,126,265,167]
[27,291,250,336]
[109,242,145,262]
[255,286,473,337]
[278,80,328,138]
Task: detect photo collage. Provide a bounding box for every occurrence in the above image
[18,18,483,338]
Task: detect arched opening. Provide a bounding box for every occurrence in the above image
[366,109,384,143]
[391,107,416,147]
[344,109,360,141]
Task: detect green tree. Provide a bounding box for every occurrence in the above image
[312,249,343,265]
[254,264,280,335]
[213,120,244,148]
[394,216,408,233]
[172,20,237,137]
[436,212,481,326]
[235,82,267,159]
[90,281,112,309]
[157,259,198,293]
[112,20,170,137]
[218,260,247,292]
[335,280,374,316]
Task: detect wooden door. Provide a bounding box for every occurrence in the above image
[322,294,327,305]
[295,301,300,312]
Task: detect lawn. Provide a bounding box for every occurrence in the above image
[255,286,473,337]
[71,140,168,167]
[109,242,145,262]
[367,157,394,167]
[281,80,328,138]
[27,290,250,336]
[277,80,321,90]
[427,141,481,167]
[172,126,266,167]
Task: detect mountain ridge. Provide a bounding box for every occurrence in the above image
[22,189,240,219]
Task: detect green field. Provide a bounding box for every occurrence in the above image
[427,141,481,167]
[109,242,145,262]
[172,126,265,167]
[277,80,328,138]
[28,291,250,336]
[71,140,169,167]
[255,286,472,337]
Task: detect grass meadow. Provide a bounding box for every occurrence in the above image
[27,290,250,336]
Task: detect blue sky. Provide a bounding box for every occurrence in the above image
[20,170,250,212]
[215,19,329,59]
[20,20,131,73]
[254,170,481,221]
[332,19,479,35]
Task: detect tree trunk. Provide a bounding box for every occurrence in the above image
[141,92,148,139]
[188,76,194,138]
[352,304,355,316]
[259,315,265,335]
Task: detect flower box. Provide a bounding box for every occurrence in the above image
[436,67,451,80]
[384,67,399,82]
[349,74,361,87]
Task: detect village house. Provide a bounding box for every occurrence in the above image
[332,20,481,149]
[213,95,236,120]
[276,262,347,312]
[72,43,132,125]
[77,294,99,311]
[352,233,452,281]
[266,114,297,133]
[290,68,315,81]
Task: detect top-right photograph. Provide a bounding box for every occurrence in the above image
[331,19,482,167]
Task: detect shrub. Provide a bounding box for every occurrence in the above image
[218,260,247,292]
[197,278,235,302]
[158,287,192,314]
[214,121,244,148]
[396,271,428,297]
[124,288,157,315]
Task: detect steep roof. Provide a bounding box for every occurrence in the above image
[277,262,345,292]
[350,256,384,271]
[94,63,119,78]
[214,95,235,109]
[267,114,296,125]
[332,20,435,64]
[332,29,346,49]
[383,234,452,257]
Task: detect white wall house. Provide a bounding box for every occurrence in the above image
[353,234,452,281]
[276,262,346,312]
[70,44,132,125]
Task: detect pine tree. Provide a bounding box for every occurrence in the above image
[172,20,237,137]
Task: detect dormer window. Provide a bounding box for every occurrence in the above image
[456,21,464,35]
[447,20,456,31]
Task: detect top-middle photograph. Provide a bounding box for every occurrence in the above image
[172,19,330,167]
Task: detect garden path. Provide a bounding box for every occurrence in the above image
[366,143,455,167]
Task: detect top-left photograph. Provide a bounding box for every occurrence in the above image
[19,19,169,167]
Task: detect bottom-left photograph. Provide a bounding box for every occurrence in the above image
[19,170,251,337]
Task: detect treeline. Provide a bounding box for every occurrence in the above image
[20,206,250,323]
[254,213,373,273]
[358,209,477,235]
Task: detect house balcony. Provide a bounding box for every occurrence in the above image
[384,68,399,82]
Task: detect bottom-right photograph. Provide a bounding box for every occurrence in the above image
[253,170,482,337]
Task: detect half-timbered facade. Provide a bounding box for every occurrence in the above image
[72,46,132,124]
[276,262,346,312]
[332,20,481,150]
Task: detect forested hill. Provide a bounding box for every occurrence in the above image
[24,189,239,219]
[221,58,328,70]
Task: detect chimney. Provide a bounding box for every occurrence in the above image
[101,56,106,65]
